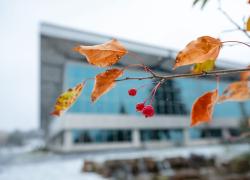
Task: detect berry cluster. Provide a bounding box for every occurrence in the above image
[128,87,157,118]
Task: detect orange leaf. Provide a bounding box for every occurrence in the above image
[191,89,218,127]
[218,81,250,103]
[247,17,250,31]
[91,68,123,102]
[240,65,250,81]
[174,36,221,69]
[73,39,127,67]
[51,83,84,116]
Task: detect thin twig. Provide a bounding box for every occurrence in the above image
[222,41,250,48]
[150,79,165,105]
[125,52,161,78]
[124,62,159,78]
[220,28,239,33]
[218,7,250,39]
[116,68,250,82]
[116,76,155,82]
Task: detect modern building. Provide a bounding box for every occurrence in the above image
[41,23,250,152]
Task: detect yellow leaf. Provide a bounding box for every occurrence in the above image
[51,83,84,116]
[247,17,250,31]
[73,39,127,67]
[91,68,124,102]
[174,36,221,69]
[192,59,216,74]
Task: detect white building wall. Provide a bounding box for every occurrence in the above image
[49,114,239,152]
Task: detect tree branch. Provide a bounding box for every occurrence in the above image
[116,68,250,82]
[218,7,250,39]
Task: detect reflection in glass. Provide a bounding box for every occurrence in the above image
[72,129,132,144]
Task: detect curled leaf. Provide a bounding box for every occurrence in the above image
[51,83,84,116]
[191,89,218,127]
[192,59,215,74]
[91,68,124,102]
[73,39,127,67]
[240,65,250,81]
[247,17,250,31]
[174,36,221,69]
[218,81,250,103]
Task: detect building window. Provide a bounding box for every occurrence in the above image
[229,128,240,137]
[140,129,183,142]
[200,129,222,138]
[72,129,132,144]
[154,80,187,115]
[190,128,222,139]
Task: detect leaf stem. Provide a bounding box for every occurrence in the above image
[142,79,163,104]
[150,80,164,105]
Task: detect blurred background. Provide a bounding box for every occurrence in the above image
[0,0,249,179]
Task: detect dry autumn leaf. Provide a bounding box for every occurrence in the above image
[174,36,221,69]
[191,89,218,127]
[218,81,250,103]
[247,17,250,31]
[73,39,127,67]
[192,59,216,74]
[240,65,250,81]
[51,83,84,116]
[91,68,124,102]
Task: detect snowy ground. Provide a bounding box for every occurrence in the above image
[0,143,249,180]
[0,158,104,180]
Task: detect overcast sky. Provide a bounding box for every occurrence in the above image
[0,0,249,132]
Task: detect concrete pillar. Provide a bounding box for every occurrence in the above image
[63,130,72,152]
[183,128,190,146]
[222,128,230,140]
[132,129,141,148]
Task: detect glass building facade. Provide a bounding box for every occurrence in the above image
[64,62,249,144]
[72,129,132,144]
[65,63,152,115]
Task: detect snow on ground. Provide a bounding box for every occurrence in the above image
[78,143,250,163]
[0,139,44,156]
[0,143,249,180]
[0,158,105,180]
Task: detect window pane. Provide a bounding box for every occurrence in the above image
[72,129,132,144]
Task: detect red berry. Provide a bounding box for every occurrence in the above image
[142,105,154,118]
[128,88,137,96]
[136,103,145,112]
